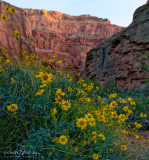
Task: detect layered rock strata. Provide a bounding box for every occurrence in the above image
[24,9,123,70]
[84,2,149,90]
[0,1,123,70]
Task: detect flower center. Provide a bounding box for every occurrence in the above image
[11,105,15,109]
[80,120,84,125]
[65,102,69,106]
[58,98,62,102]
[43,74,48,80]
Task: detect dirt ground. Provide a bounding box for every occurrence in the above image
[126,130,149,160]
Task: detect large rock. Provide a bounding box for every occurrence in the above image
[84,2,149,90]
[0,1,35,58]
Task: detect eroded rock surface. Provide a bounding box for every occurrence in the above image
[0,1,123,70]
[0,1,35,58]
[84,2,149,90]
[23,9,123,70]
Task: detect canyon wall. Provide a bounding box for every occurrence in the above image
[84,2,149,90]
[24,9,123,70]
[0,1,123,70]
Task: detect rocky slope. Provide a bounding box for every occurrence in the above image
[0,1,35,58]
[0,1,123,70]
[84,1,149,90]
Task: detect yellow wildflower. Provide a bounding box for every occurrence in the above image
[140,112,144,118]
[111,111,118,118]
[53,54,57,58]
[57,60,62,64]
[113,93,117,98]
[98,133,106,141]
[93,153,99,159]
[49,59,54,63]
[85,97,91,102]
[61,100,71,111]
[48,152,52,155]
[7,104,18,113]
[12,30,20,38]
[11,78,15,84]
[123,106,128,112]
[4,6,9,12]
[67,74,73,81]
[76,118,87,130]
[36,72,43,78]
[121,145,127,150]
[98,96,101,100]
[50,108,57,115]
[136,135,140,139]
[109,101,117,108]
[68,87,73,92]
[35,89,44,95]
[55,96,64,105]
[40,84,47,88]
[128,109,132,114]
[128,98,136,105]
[89,120,96,127]
[119,114,127,122]
[98,115,105,122]
[0,14,8,22]
[96,87,99,91]
[92,132,97,137]
[85,113,94,122]
[134,122,142,128]
[54,137,59,143]
[59,135,68,145]
[57,71,62,75]
[75,147,79,152]
[9,7,17,14]
[41,73,53,84]
[56,88,65,96]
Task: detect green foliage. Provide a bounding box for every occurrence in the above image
[0,57,148,159]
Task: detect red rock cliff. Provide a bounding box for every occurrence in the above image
[0,1,123,70]
[23,9,123,70]
[0,1,35,58]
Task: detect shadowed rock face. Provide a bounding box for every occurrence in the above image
[84,2,149,90]
[0,1,123,70]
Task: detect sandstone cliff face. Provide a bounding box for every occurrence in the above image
[84,3,149,90]
[0,1,123,70]
[23,9,123,70]
[0,1,35,58]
